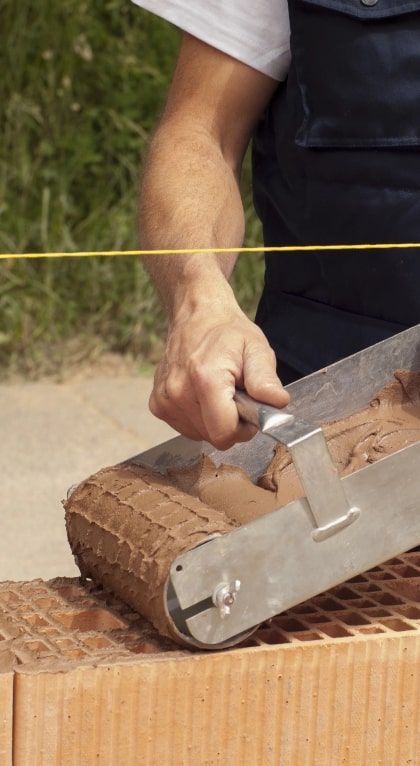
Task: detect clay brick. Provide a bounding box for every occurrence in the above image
[0,594,18,766]
[2,555,420,764]
[0,668,13,766]
[10,634,420,766]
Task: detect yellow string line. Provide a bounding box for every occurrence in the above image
[1,242,420,259]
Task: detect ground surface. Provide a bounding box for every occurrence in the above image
[1,359,176,581]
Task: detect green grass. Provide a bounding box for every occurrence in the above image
[0,0,264,378]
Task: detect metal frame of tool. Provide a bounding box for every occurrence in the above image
[135,324,420,649]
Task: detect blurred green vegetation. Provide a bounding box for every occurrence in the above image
[0,0,264,378]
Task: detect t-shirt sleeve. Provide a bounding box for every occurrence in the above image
[131,0,291,81]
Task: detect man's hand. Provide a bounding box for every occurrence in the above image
[149,286,289,449]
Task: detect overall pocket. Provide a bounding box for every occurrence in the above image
[290,0,420,147]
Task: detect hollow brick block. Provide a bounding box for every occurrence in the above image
[2,554,420,765]
[0,669,13,766]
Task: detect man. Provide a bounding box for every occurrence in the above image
[135,0,420,450]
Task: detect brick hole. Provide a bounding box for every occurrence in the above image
[20,586,44,598]
[336,611,370,626]
[368,572,396,581]
[331,586,358,600]
[61,648,87,659]
[363,607,392,618]
[124,618,152,634]
[53,608,127,632]
[390,565,420,579]
[81,635,114,649]
[53,638,76,649]
[25,641,51,655]
[129,642,160,654]
[259,620,275,629]
[3,616,19,629]
[90,593,123,610]
[38,627,60,637]
[241,639,262,648]
[373,592,404,606]
[304,613,331,624]
[385,580,420,602]
[22,614,49,627]
[294,631,323,642]
[237,638,261,648]
[378,618,414,633]
[384,558,405,566]
[112,632,150,652]
[405,553,420,567]
[88,590,109,602]
[356,583,381,593]
[357,626,386,635]
[254,628,291,645]
[312,596,345,611]
[317,623,351,638]
[0,591,20,604]
[34,598,62,609]
[347,574,368,583]
[112,630,147,645]
[271,617,307,633]
[345,599,377,609]
[54,586,88,601]
[394,605,420,620]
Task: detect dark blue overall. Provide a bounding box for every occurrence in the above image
[252,0,420,383]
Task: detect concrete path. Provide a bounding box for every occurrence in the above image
[0,376,176,581]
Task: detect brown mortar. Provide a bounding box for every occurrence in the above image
[260,368,420,505]
[167,454,281,524]
[64,462,237,640]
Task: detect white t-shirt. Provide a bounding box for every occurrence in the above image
[131,0,291,81]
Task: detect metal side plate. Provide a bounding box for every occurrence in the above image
[166,440,420,648]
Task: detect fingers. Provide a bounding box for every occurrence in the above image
[150,360,256,449]
[242,337,290,409]
[148,310,290,449]
[149,363,205,441]
[189,364,258,449]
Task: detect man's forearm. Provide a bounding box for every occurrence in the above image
[140,120,244,318]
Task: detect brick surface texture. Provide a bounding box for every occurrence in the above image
[2,554,420,764]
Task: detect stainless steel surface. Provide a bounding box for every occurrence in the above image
[168,439,420,646]
[233,390,294,432]
[285,426,360,537]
